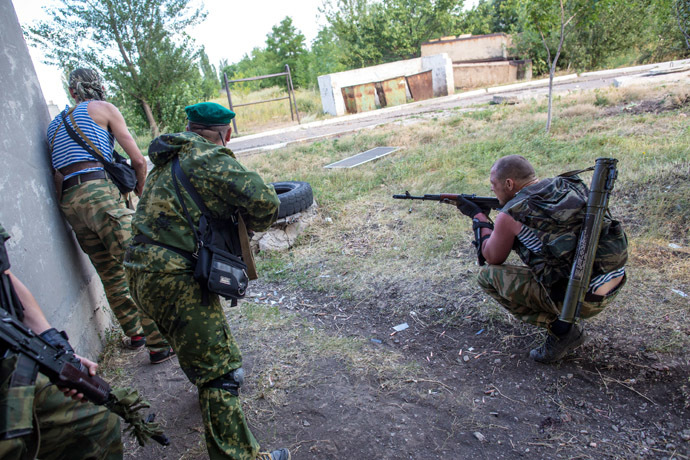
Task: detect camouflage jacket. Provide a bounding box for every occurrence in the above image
[502,175,628,292]
[124,132,279,273]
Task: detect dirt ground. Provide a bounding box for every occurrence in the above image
[108,87,690,460]
[112,272,689,460]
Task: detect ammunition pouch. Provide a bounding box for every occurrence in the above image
[0,353,38,440]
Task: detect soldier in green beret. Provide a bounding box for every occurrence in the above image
[456,155,627,363]
[124,102,288,460]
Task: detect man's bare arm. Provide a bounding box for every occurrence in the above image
[89,101,147,196]
[474,212,521,265]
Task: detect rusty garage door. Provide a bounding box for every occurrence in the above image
[405,70,433,102]
[341,82,378,114]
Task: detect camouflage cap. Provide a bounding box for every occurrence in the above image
[185,102,235,126]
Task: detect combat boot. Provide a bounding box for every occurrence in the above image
[530,324,585,363]
[256,448,291,460]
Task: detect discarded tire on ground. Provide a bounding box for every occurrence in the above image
[270,181,314,218]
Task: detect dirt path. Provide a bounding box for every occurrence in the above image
[115,278,689,460]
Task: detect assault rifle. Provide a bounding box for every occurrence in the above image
[0,307,169,446]
[392,191,501,211]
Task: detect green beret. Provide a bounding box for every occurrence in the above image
[185,102,235,126]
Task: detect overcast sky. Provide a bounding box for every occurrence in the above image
[11,0,478,107]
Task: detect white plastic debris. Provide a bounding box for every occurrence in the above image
[392,323,409,332]
[671,289,688,298]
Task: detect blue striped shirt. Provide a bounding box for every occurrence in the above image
[47,101,114,180]
[516,224,625,292]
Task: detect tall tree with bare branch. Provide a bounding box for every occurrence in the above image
[27,0,206,136]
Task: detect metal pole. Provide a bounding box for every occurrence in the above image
[284,65,295,121]
[286,64,301,124]
[223,72,238,135]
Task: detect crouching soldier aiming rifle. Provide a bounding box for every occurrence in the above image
[0,222,166,460]
[455,155,627,363]
[395,155,628,363]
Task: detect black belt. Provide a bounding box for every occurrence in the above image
[62,170,107,192]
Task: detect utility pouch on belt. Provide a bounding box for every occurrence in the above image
[171,157,248,305]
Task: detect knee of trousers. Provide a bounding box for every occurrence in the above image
[476,265,495,291]
[200,368,244,397]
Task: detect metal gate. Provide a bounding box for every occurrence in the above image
[223,64,300,135]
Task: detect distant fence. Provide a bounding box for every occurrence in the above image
[223,64,300,135]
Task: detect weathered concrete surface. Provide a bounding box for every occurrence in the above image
[0,2,112,357]
[252,202,319,252]
[421,33,513,62]
[453,60,532,89]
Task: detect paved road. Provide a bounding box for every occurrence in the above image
[228,60,690,156]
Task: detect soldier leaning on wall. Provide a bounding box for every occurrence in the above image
[46,68,173,364]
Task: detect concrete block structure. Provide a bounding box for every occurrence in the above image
[0,3,113,357]
[318,54,454,116]
[421,33,532,90]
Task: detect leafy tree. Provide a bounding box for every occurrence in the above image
[265,17,309,87]
[323,0,464,68]
[199,47,220,100]
[677,0,690,49]
[27,0,206,136]
[515,0,597,132]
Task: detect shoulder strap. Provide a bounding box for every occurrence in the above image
[60,109,104,164]
[559,166,595,177]
[50,106,77,153]
[171,157,212,215]
[171,157,204,247]
[68,110,108,162]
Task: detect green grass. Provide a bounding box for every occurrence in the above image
[244,79,690,352]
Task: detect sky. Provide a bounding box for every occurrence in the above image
[11,0,479,107]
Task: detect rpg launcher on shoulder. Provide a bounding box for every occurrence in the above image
[392,191,501,212]
[0,307,169,446]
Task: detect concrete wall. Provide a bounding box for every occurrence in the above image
[318,54,454,116]
[453,60,533,89]
[0,1,112,358]
[421,33,513,63]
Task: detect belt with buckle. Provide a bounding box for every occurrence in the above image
[62,170,107,192]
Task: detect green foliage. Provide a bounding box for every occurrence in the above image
[199,46,220,100]
[322,0,463,67]
[27,0,207,136]
[265,17,310,88]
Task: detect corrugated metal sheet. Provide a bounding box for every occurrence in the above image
[324,147,399,169]
[405,70,433,101]
[341,82,378,114]
[379,77,407,107]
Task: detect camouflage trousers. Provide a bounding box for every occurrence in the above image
[477,264,625,330]
[126,269,260,460]
[60,179,168,352]
[0,374,121,460]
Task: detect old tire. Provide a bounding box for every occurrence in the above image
[271,181,314,218]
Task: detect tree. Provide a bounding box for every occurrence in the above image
[265,17,309,87]
[676,0,690,49]
[322,0,464,68]
[199,47,220,100]
[517,0,596,132]
[28,0,206,136]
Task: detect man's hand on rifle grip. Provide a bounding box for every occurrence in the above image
[456,196,485,218]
